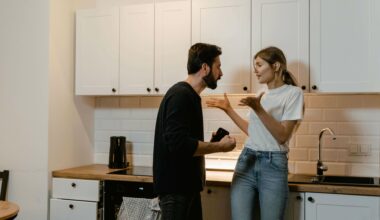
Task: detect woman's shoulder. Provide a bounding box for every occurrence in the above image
[285,84,303,95]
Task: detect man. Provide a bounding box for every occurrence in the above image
[153,43,237,220]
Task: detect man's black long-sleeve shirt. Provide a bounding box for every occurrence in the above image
[153,81,205,194]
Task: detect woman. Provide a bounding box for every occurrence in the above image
[206,46,304,220]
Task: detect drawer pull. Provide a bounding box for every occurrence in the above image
[69,204,74,209]
[138,187,144,191]
[71,182,76,188]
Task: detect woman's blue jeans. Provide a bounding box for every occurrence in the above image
[231,148,289,220]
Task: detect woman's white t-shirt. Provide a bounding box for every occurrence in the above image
[244,84,304,152]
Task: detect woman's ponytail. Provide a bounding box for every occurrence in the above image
[282,69,297,86]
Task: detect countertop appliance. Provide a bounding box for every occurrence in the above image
[108,136,127,169]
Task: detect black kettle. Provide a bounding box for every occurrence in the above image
[108,136,127,168]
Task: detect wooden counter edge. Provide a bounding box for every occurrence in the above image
[51,164,380,196]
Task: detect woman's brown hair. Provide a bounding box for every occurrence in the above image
[254,46,298,86]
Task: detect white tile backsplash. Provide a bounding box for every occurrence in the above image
[94,94,380,177]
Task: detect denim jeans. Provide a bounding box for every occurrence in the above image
[159,192,203,220]
[231,148,289,220]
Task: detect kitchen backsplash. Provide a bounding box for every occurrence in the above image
[94,94,380,177]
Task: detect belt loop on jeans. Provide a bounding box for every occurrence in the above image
[269,151,272,162]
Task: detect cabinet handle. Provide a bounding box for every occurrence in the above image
[296,195,302,201]
[112,88,116,93]
[243,86,248,91]
[311,85,318,90]
[138,186,144,191]
[207,189,212,194]
[155,87,159,92]
[69,204,74,209]
[301,85,306,90]
[147,88,151,92]
[307,197,315,203]
[71,183,76,188]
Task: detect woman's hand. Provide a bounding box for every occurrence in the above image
[206,93,232,112]
[239,92,264,112]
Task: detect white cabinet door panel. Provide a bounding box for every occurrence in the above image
[305,193,380,220]
[252,0,309,93]
[310,0,380,92]
[75,8,119,95]
[155,0,191,94]
[119,2,155,94]
[192,0,251,94]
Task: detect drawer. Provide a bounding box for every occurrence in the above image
[50,198,98,220]
[52,178,100,201]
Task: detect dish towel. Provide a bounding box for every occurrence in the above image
[117,197,161,220]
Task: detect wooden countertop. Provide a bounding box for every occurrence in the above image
[52,164,380,196]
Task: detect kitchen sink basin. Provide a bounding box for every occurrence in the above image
[288,174,380,186]
[320,176,378,185]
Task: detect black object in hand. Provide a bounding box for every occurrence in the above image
[210,127,230,142]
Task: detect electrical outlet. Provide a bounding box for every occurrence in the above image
[350,143,372,156]
[359,144,371,155]
[349,144,359,155]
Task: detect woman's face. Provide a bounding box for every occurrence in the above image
[253,56,275,84]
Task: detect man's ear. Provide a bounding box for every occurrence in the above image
[201,63,209,74]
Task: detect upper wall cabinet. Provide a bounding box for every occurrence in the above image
[192,0,251,94]
[75,8,119,95]
[252,0,309,93]
[310,0,380,92]
[119,0,191,95]
[75,0,191,95]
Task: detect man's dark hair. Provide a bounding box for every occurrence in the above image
[187,43,222,74]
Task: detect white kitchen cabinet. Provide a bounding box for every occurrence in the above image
[310,0,380,92]
[305,192,380,220]
[75,0,191,96]
[285,192,305,220]
[252,0,309,93]
[119,1,155,95]
[50,178,102,220]
[192,0,251,94]
[120,0,191,95]
[201,186,231,220]
[154,0,191,94]
[75,8,119,95]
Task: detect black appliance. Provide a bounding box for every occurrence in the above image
[108,136,127,169]
[104,167,155,220]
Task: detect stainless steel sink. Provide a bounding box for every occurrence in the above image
[288,174,380,187]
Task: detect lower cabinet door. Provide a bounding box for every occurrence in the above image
[201,186,231,220]
[50,198,98,220]
[285,192,305,220]
[305,193,380,220]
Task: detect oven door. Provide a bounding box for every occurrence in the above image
[104,180,155,220]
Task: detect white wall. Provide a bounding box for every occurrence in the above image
[48,0,96,174]
[0,1,50,219]
[0,0,96,219]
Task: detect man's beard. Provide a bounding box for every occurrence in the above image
[203,71,218,89]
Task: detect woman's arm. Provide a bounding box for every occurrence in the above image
[206,93,249,135]
[240,94,298,144]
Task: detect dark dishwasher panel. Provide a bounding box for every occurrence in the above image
[104,180,156,220]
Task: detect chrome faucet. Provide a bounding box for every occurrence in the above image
[317,128,336,177]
